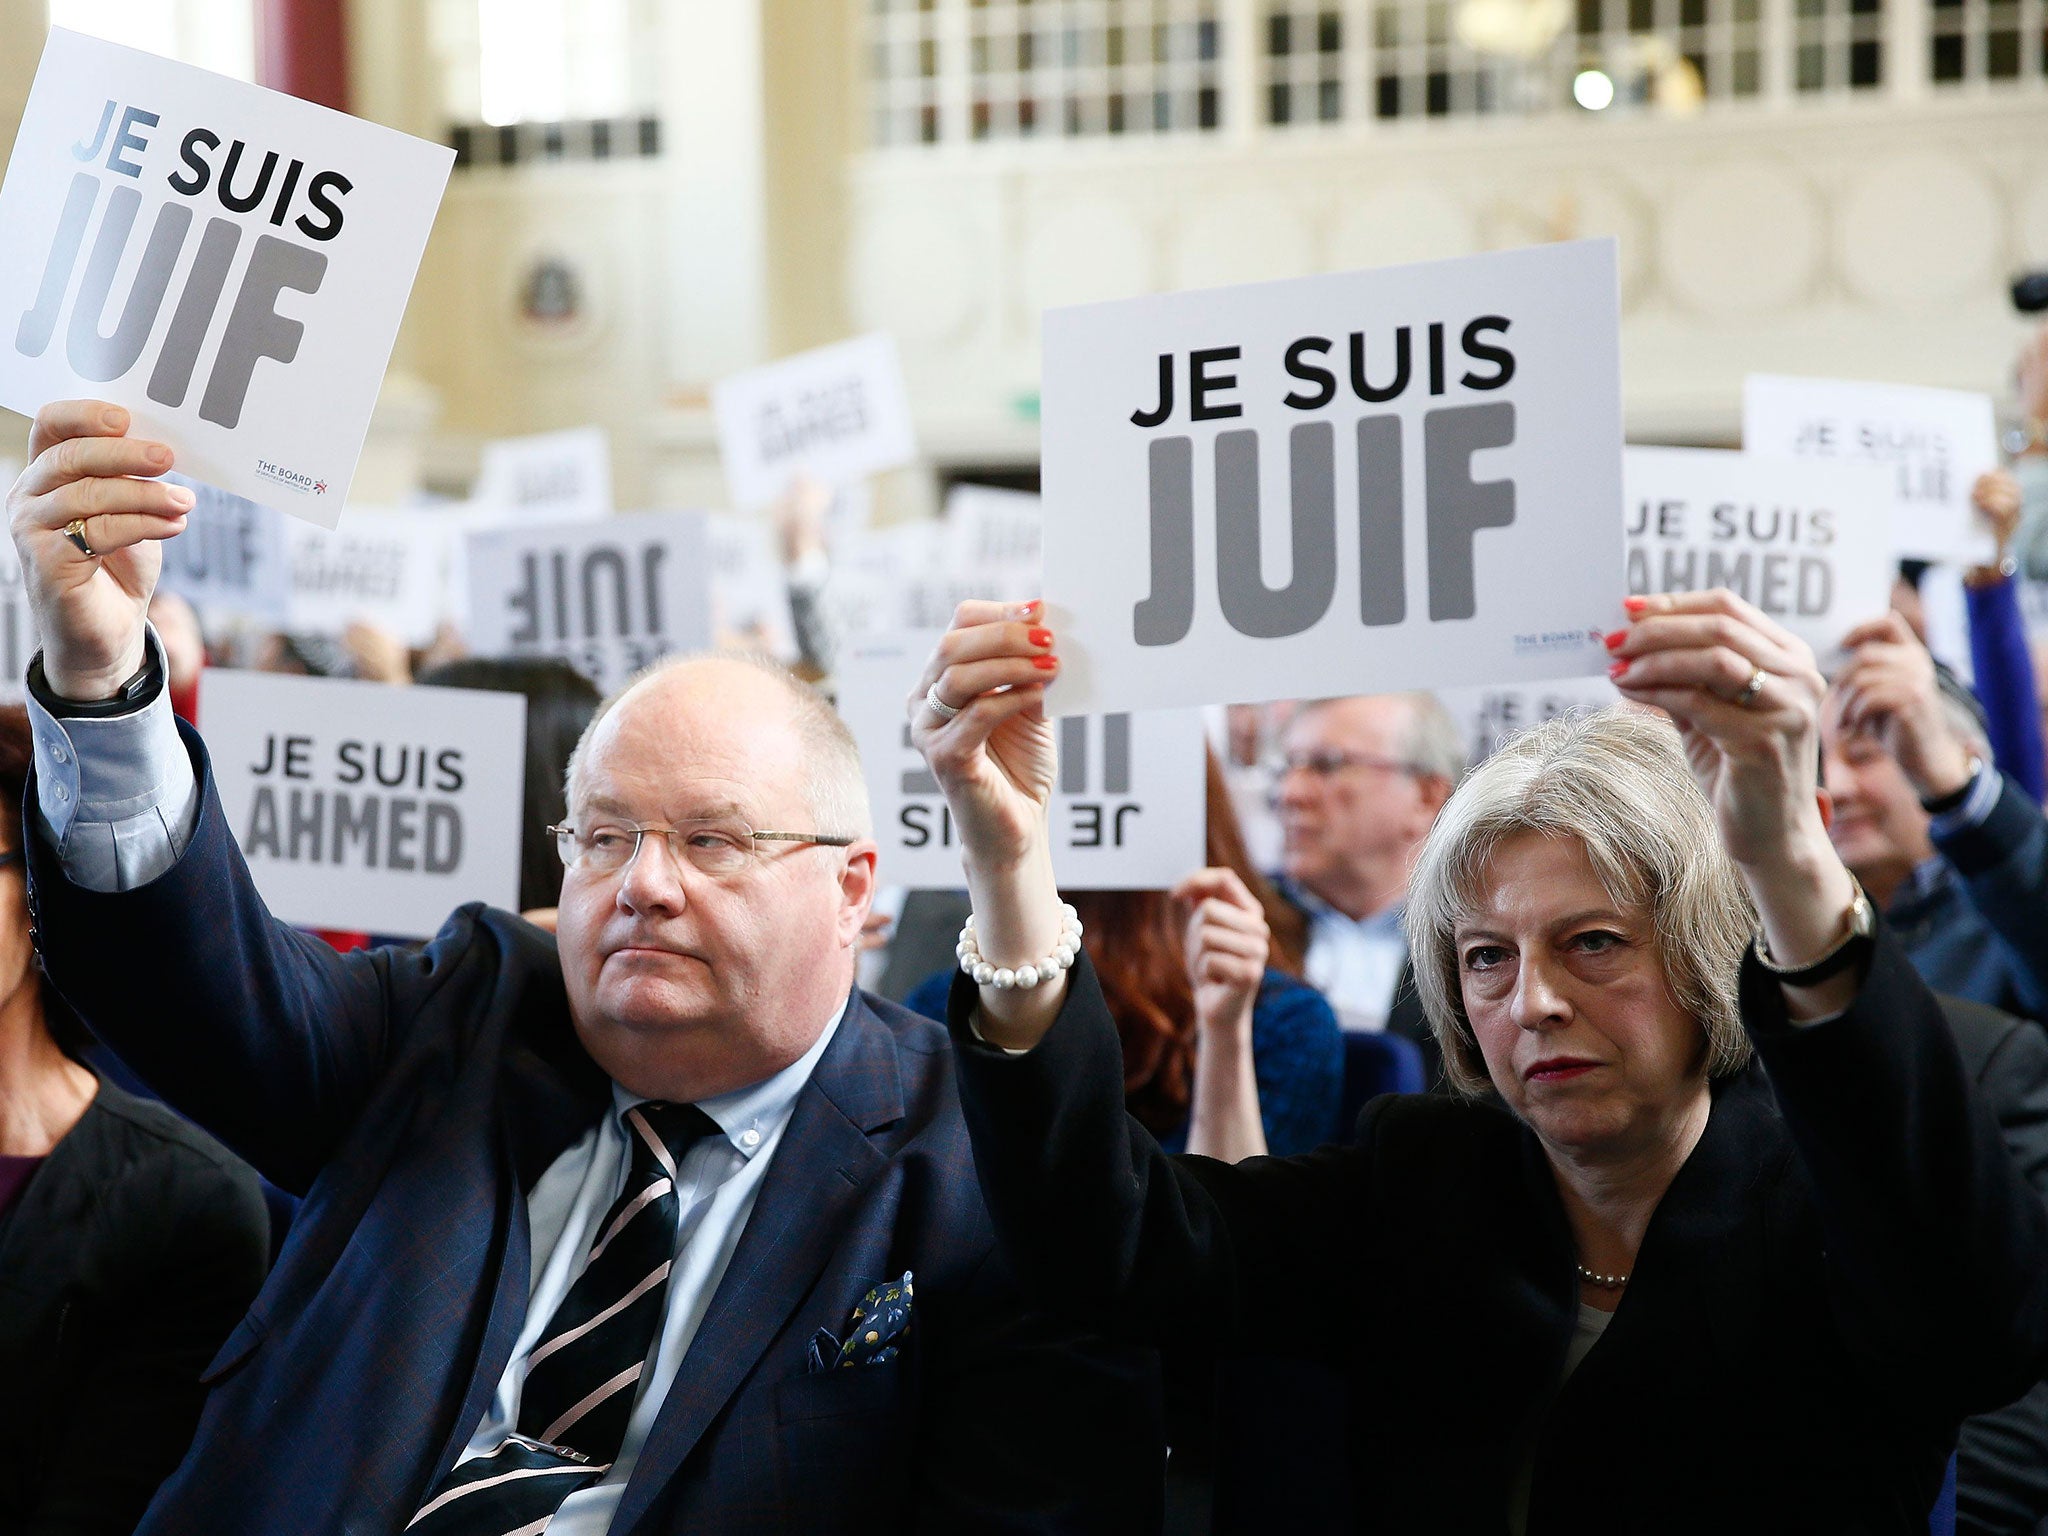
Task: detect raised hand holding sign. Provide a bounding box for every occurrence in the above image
[0,30,453,525]
[905,602,1070,1043]
[6,400,190,699]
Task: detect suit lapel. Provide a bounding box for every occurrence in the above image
[611,991,903,1535]
[424,989,614,1489]
[420,1122,537,1488]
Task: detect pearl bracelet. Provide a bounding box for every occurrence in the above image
[956,904,1084,990]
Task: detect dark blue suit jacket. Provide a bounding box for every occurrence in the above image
[24,728,1160,1535]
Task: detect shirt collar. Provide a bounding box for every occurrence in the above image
[1281,874,1404,936]
[1899,855,1951,908]
[611,993,850,1162]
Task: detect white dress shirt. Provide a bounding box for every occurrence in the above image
[462,1010,842,1534]
[25,648,843,1533]
[1293,885,1409,1034]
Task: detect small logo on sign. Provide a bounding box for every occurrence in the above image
[256,459,326,496]
[1511,629,1600,657]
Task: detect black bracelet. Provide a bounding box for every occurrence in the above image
[1753,878,1877,988]
[26,648,163,719]
[1918,757,1982,816]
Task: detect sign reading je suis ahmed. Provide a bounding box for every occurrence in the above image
[201,670,526,937]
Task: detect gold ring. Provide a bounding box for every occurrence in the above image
[62,518,98,559]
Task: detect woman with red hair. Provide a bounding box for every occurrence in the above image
[908,748,1341,1158]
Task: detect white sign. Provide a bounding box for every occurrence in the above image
[706,512,797,658]
[1040,240,1625,716]
[473,426,612,524]
[713,333,917,509]
[286,509,446,644]
[942,484,1043,582]
[1623,447,1895,660]
[0,30,452,526]
[839,633,1208,890]
[156,473,292,621]
[199,670,524,937]
[2018,577,2048,641]
[1742,375,1998,565]
[0,538,38,701]
[1435,677,1620,766]
[0,454,24,694]
[822,520,942,641]
[888,485,1045,629]
[466,512,713,692]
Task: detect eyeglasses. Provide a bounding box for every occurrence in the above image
[548,820,857,878]
[1272,748,1421,779]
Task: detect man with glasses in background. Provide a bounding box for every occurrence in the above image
[1270,695,1466,1069]
[4,400,1157,1536]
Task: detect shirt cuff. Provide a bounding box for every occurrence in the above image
[1927,758,2001,841]
[26,628,199,892]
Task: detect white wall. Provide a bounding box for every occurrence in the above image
[846,95,2048,460]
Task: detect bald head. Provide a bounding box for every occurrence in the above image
[552,650,880,1103]
[568,653,871,839]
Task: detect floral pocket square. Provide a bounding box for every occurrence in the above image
[807,1271,913,1372]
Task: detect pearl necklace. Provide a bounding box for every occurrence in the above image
[1576,1263,1630,1290]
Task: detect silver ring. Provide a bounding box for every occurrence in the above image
[1734,666,1768,708]
[923,683,962,720]
[62,517,98,559]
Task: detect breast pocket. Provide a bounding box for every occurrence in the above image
[775,1357,908,1425]
[770,1362,915,1532]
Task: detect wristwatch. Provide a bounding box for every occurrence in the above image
[26,647,163,719]
[1753,877,1875,987]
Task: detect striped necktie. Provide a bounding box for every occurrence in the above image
[406,1100,722,1536]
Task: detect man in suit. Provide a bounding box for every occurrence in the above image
[1269,694,1465,1082]
[1824,611,2048,1023]
[1940,994,2048,1534]
[1820,613,2048,1532]
[4,400,1157,1536]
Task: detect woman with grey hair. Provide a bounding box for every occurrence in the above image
[910,588,2048,1531]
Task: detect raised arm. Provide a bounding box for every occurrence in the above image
[1614,589,2048,1409]
[908,603,1366,1353]
[1175,867,1272,1163]
[7,401,398,1191]
[1835,607,2048,1016]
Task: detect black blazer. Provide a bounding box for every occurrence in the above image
[0,1079,269,1535]
[1943,995,2048,1535]
[948,929,2048,1534]
[23,729,1160,1536]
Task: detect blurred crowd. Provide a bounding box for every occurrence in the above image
[6,321,2048,1536]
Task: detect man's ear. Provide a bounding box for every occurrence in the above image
[1419,774,1455,818]
[835,842,880,948]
